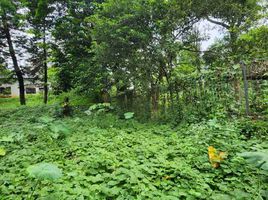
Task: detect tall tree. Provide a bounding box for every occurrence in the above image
[237,25,268,60]
[201,0,262,58]
[0,0,26,105]
[90,0,199,115]
[51,0,103,94]
[197,0,263,101]
[26,0,55,104]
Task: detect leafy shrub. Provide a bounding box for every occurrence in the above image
[37,116,71,141]
[239,119,268,139]
[159,103,184,126]
[53,103,64,118]
[91,113,119,129]
[49,122,71,140]
[85,103,114,116]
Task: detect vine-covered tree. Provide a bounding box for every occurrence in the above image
[90,0,201,116]
[197,0,264,102]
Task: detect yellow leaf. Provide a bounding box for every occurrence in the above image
[208,146,216,153]
[0,148,6,156]
[208,146,227,168]
[208,146,217,160]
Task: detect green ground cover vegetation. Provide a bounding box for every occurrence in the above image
[0,102,268,199]
[1,0,268,199]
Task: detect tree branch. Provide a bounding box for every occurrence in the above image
[206,17,230,29]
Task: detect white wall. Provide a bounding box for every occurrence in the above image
[0,80,43,97]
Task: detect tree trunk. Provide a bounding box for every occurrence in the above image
[43,25,48,104]
[102,88,110,103]
[2,13,26,105]
[146,88,151,119]
[169,84,174,108]
[151,83,159,118]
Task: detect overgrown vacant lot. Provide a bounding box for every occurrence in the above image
[0,106,267,199]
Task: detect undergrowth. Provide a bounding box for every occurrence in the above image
[0,106,268,199]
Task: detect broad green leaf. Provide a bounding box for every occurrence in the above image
[0,148,6,156]
[85,110,92,116]
[27,163,62,181]
[89,104,98,111]
[50,123,71,135]
[232,64,240,70]
[0,136,14,142]
[39,116,54,124]
[124,112,134,119]
[238,151,268,171]
[88,174,103,183]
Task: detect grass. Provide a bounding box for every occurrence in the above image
[0,103,267,199]
[0,92,92,110]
